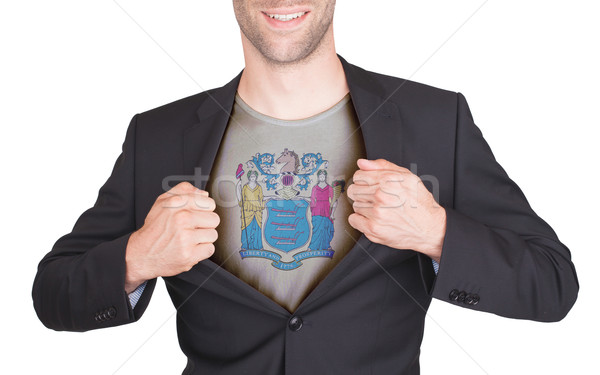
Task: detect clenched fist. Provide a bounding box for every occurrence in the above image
[347,159,446,262]
[124,182,220,293]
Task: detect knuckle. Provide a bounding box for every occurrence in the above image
[366,221,378,236]
[200,243,215,257]
[349,213,363,229]
[167,182,200,201]
[381,172,404,188]
[194,196,216,211]
[200,228,217,243]
[210,229,219,242]
[373,188,387,203]
[411,175,423,187]
[382,172,401,184]
[404,172,418,185]
[348,212,356,225]
[178,246,192,262]
[373,207,385,220]
[400,172,414,183]
[186,247,200,263]
[206,197,216,210]
[355,200,371,210]
[365,186,379,201]
[183,255,197,271]
[347,183,354,196]
[176,181,195,191]
[177,230,192,245]
[370,206,381,219]
[164,182,192,198]
[210,212,221,227]
[353,171,365,184]
[165,194,186,208]
[395,164,410,173]
[173,209,191,226]
[187,252,198,266]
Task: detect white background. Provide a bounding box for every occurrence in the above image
[1,1,598,374]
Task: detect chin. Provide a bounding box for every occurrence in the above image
[263,46,317,66]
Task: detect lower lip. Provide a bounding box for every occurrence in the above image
[262,11,309,29]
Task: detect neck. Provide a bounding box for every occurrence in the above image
[237,30,349,120]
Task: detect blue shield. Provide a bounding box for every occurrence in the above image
[264,199,310,253]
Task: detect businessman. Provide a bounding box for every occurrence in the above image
[33,1,579,374]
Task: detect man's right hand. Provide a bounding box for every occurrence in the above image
[124,182,220,293]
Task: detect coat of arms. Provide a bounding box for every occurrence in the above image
[236,148,346,270]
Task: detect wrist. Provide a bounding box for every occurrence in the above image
[125,231,150,293]
[420,207,446,263]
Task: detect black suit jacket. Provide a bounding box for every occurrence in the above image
[32,55,578,374]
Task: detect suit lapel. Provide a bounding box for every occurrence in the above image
[339,55,406,166]
[181,56,416,317]
[183,71,243,190]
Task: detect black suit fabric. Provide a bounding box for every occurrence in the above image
[32,55,578,375]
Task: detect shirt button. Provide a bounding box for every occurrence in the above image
[288,316,303,332]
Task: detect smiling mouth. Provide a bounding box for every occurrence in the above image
[264,11,308,21]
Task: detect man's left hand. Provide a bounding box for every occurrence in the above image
[347,159,446,263]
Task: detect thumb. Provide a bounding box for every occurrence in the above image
[357,158,406,172]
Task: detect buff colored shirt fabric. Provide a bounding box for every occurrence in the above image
[205,92,367,313]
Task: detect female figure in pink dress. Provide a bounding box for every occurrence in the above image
[308,169,337,250]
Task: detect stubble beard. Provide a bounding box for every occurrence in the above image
[234,2,335,68]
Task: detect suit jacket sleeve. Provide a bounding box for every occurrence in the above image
[32,114,156,332]
[429,93,578,322]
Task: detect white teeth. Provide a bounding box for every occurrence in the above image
[267,12,306,21]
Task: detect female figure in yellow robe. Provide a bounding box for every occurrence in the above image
[236,170,265,250]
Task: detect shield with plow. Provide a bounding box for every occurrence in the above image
[264,199,310,253]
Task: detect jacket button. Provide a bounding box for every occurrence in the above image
[288,316,303,332]
[449,289,459,301]
[457,291,467,303]
[471,294,480,305]
[107,307,117,319]
[465,294,474,305]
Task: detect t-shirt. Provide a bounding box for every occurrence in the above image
[206,92,367,313]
